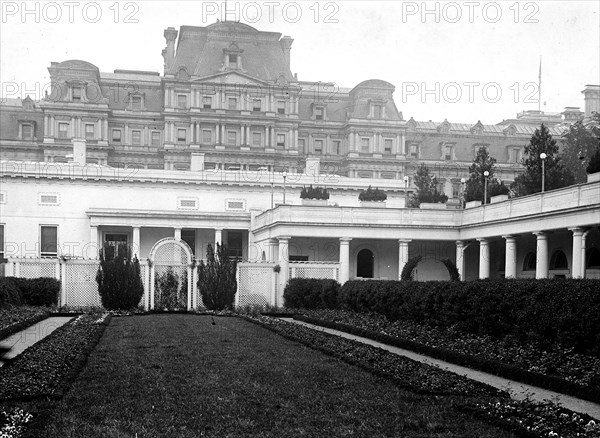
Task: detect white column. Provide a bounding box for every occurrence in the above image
[339,238,352,283]
[90,226,99,259]
[277,236,290,307]
[103,119,108,140]
[132,226,141,258]
[503,235,517,279]
[221,125,226,144]
[44,115,49,136]
[214,228,223,249]
[569,228,584,279]
[478,238,490,279]
[534,231,549,279]
[398,239,411,280]
[455,240,466,281]
[174,227,182,241]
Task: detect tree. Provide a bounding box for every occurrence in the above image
[561,112,600,182]
[96,248,144,310]
[197,243,238,310]
[511,123,574,196]
[408,164,448,207]
[464,146,509,203]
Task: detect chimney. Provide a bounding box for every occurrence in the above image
[582,85,600,118]
[279,35,294,72]
[163,27,179,72]
[72,138,87,165]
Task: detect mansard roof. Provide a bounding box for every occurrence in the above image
[168,23,294,82]
[407,119,566,136]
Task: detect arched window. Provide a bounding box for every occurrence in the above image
[523,252,536,271]
[356,249,374,278]
[549,250,568,270]
[587,248,600,269]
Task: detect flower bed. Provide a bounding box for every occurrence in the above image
[242,314,505,398]
[294,310,600,403]
[0,407,33,438]
[0,307,50,341]
[0,313,110,401]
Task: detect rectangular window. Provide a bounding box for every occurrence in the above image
[252,99,262,112]
[361,137,370,152]
[298,138,306,152]
[513,148,522,163]
[228,97,237,110]
[384,139,393,154]
[58,122,69,138]
[151,131,160,146]
[181,229,196,255]
[333,140,341,155]
[131,130,141,145]
[177,129,187,143]
[21,123,33,139]
[85,124,95,140]
[227,131,237,146]
[103,233,127,260]
[452,183,460,199]
[203,96,213,109]
[276,134,285,148]
[227,231,243,259]
[252,132,262,147]
[112,129,121,143]
[177,94,187,109]
[444,145,453,161]
[314,139,323,154]
[228,54,237,66]
[72,87,81,102]
[41,226,58,257]
[131,96,142,111]
[202,129,212,144]
[410,144,419,159]
[315,107,324,120]
[277,101,285,114]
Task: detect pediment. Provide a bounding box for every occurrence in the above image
[192,71,270,87]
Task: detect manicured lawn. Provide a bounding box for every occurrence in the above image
[41,315,515,437]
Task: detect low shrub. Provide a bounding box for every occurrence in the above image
[0,277,23,307]
[197,243,237,311]
[14,277,60,306]
[358,185,387,202]
[339,279,600,357]
[96,250,144,310]
[284,278,341,309]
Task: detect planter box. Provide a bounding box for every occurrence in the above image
[587,172,600,183]
[301,199,328,206]
[490,194,509,204]
[419,202,446,210]
[360,201,386,208]
[465,200,482,209]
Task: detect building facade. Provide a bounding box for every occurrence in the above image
[0,21,599,307]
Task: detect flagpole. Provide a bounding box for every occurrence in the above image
[538,56,542,112]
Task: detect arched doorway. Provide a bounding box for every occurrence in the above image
[149,238,193,310]
[356,249,374,278]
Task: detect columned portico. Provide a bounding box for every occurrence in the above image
[503,235,517,279]
[132,226,141,257]
[214,228,223,248]
[534,231,549,279]
[477,238,490,279]
[455,240,466,281]
[339,237,352,283]
[398,239,411,280]
[570,228,584,279]
[174,227,182,241]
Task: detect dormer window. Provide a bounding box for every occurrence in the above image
[85,124,95,140]
[373,105,382,119]
[203,96,213,109]
[20,122,34,140]
[277,101,286,115]
[130,95,143,111]
[252,99,262,112]
[72,87,82,102]
[229,54,238,68]
[443,144,454,161]
[315,107,324,120]
[224,42,243,70]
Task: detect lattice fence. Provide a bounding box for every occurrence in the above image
[150,239,192,310]
[64,261,101,307]
[16,259,60,279]
[236,263,277,307]
[289,262,339,281]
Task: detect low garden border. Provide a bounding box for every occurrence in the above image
[294,315,600,404]
[0,311,51,342]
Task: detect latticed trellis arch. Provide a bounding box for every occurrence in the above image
[149,238,194,310]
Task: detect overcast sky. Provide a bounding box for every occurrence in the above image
[1,1,598,124]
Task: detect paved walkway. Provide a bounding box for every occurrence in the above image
[280,318,600,420]
[0,316,74,365]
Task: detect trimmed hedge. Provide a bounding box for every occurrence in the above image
[339,279,600,356]
[0,277,60,308]
[283,278,341,309]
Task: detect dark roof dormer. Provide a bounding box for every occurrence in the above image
[223,42,244,71]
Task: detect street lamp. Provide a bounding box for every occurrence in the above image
[403,175,409,207]
[540,152,547,192]
[282,170,288,204]
[483,171,489,204]
[460,177,466,208]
